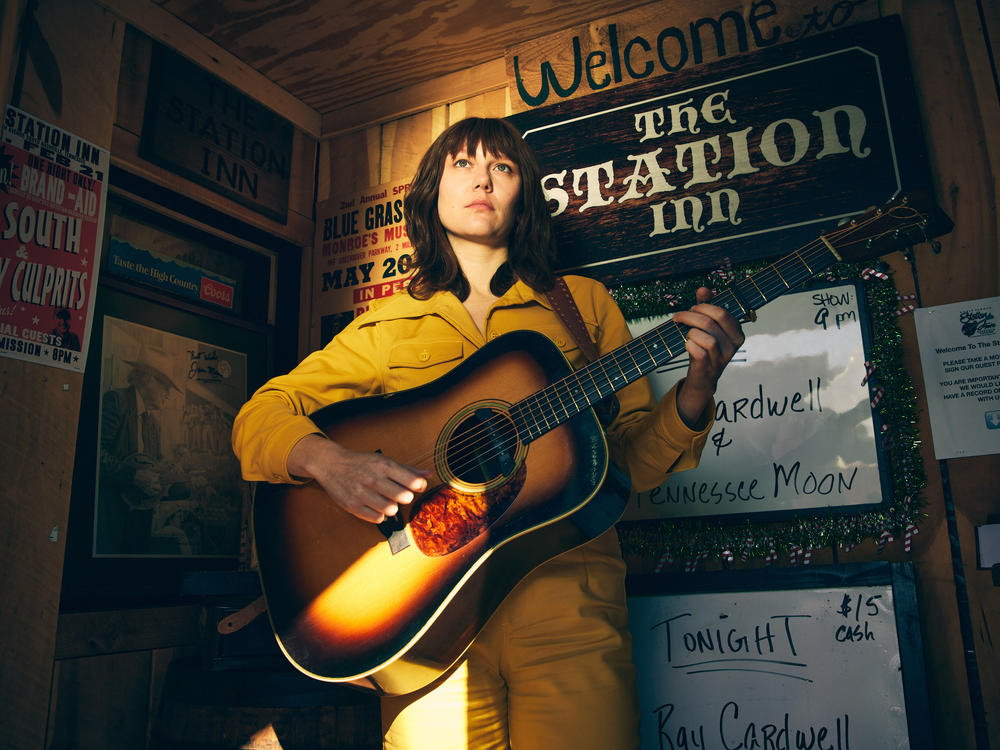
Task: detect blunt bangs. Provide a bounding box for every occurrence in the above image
[439,118,529,166]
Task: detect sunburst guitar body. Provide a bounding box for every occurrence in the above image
[252,331,618,695]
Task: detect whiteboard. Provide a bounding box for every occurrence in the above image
[628,563,930,750]
[624,283,889,521]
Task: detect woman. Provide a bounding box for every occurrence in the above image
[232,117,743,749]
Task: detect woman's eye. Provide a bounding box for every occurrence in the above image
[454,158,470,167]
[494,163,514,174]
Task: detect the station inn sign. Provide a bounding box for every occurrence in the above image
[140,44,293,224]
[508,18,933,285]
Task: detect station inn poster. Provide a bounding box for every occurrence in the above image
[0,105,109,372]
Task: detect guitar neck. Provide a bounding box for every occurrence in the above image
[511,238,843,443]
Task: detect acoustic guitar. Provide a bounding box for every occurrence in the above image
[252,192,952,695]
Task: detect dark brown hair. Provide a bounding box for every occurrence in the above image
[403,117,557,300]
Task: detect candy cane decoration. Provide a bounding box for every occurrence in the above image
[654,550,670,573]
[862,267,890,281]
[904,523,919,553]
[876,529,895,554]
[894,292,917,317]
[861,360,876,386]
[870,385,885,409]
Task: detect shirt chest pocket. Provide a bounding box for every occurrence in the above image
[386,339,465,391]
[533,324,589,368]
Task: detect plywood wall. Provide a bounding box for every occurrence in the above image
[0,2,316,748]
[1,0,997,748]
[0,2,123,748]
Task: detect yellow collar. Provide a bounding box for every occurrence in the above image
[364,280,555,323]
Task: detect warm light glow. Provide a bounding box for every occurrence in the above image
[245,723,280,748]
[303,540,445,640]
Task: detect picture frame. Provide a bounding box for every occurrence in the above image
[61,281,270,608]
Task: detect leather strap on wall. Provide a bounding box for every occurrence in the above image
[217,594,267,634]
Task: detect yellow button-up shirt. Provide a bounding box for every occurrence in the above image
[232,275,712,493]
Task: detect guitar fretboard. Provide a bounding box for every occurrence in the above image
[508,243,843,442]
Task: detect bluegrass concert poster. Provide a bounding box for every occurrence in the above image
[0,105,109,372]
[312,179,412,346]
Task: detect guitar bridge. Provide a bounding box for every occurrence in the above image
[378,514,410,554]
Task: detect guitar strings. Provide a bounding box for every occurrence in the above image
[437,213,892,482]
[403,204,920,485]
[421,208,897,482]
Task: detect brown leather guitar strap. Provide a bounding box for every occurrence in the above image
[547,277,620,425]
[547,276,600,362]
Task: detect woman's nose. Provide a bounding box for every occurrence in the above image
[473,168,492,190]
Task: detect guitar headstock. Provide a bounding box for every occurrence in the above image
[825,191,954,263]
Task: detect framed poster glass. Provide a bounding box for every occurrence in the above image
[93,314,247,558]
[62,284,269,607]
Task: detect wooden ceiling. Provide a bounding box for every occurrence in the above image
[152,0,653,121]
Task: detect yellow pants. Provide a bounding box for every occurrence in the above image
[381,529,639,750]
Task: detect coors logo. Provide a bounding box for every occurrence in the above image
[200,276,234,309]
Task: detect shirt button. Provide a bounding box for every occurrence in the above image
[419,349,430,361]
[488,331,499,340]
[555,336,567,347]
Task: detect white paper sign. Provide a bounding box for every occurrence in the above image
[629,584,911,750]
[624,284,885,520]
[913,296,1000,459]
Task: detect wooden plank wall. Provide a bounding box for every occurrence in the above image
[0,1,319,749]
[0,3,123,749]
[1,0,996,748]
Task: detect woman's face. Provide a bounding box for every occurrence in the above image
[436,142,521,252]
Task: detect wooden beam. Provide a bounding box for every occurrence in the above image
[111,125,315,247]
[55,606,202,659]
[952,0,1000,290]
[93,0,322,137]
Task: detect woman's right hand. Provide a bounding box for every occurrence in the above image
[287,434,429,523]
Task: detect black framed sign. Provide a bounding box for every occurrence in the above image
[508,16,933,286]
[61,283,269,607]
[627,562,932,750]
[140,43,293,224]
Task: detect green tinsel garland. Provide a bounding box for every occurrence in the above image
[610,259,926,568]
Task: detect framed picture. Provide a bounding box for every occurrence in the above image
[93,313,248,557]
[62,283,269,607]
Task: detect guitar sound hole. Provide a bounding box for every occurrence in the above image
[445,408,518,485]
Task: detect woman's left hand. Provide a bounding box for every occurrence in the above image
[671,286,745,428]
